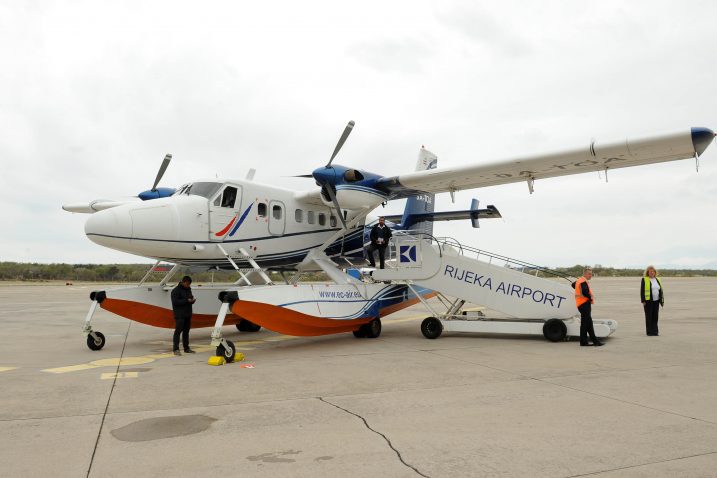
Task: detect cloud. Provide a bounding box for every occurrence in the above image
[349,38,435,74]
[435,4,532,58]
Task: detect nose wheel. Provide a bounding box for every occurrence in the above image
[216,339,236,363]
[86,331,106,350]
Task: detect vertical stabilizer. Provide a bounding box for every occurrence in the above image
[401,147,437,235]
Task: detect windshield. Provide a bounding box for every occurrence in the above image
[173,182,222,199]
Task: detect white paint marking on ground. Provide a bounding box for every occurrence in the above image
[100,372,139,380]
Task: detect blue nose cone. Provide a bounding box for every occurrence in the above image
[138,187,176,201]
[691,127,715,157]
[312,166,338,185]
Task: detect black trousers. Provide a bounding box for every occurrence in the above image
[367,244,388,269]
[578,303,599,344]
[173,314,191,351]
[644,301,660,335]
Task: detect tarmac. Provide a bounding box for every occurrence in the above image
[1,277,716,477]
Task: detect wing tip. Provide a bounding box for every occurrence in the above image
[691,127,715,156]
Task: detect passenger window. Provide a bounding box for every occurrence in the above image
[318,213,326,226]
[295,209,303,223]
[213,196,221,206]
[258,202,267,217]
[307,211,315,224]
[272,205,282,220]
[220,187,238,208]
[330,215,337,227]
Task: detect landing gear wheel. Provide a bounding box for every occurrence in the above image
[364,318,382,338]
[421,317,443,339]
[86,331,106,351]
[236,320,261,332]
[216,340,236,363]
[542,319,567,342]
[353,328,366,338]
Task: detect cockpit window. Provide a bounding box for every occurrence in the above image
[182,182,222,199]
[220,186,238,208]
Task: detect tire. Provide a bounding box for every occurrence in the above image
[236,320,261,332]
[87,331,106,351]
[353,328,366,338]
[364,318,382,338]
[421,317,443,339]
[542,319,567,342]
[216,340,236,363]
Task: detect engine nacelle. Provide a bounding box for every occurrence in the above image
[335,186,387,210]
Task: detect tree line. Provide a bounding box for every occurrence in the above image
[0,261,715,282]
[0,262,329,282]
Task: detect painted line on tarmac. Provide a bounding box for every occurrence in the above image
[0,367,18,373]
[42,345,213,374]
[41,335,297,375]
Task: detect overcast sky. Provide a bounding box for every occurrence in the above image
[1,0,716,268]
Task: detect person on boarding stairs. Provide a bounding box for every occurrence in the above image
[572,267,604,347]
[367,216,392,269]
[640,265,664,336]
[171,275,196,355]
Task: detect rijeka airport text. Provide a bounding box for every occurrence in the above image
[443,265,567,308]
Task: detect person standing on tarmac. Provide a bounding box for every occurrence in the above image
[171,275,196,355]
[367,216,393,269]
[640,265,664,336]
[573,267,604,347]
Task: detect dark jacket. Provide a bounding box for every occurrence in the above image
[171,284,193,319]
[370,224,392,247]
[640,277,664,305]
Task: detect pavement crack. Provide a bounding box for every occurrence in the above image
[318,397,429,478]
[564,450,717,477]
[86,320,132,478]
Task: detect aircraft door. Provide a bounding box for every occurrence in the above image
[209,184,243,241]
[268,200,286,235]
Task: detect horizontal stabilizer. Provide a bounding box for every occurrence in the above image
[385,201,501,229]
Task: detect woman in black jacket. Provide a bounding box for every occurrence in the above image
[640,265,664,336]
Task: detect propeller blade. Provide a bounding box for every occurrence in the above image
[327,120,355,167]
[151,154,172,191]
[288,174,315,178]
[325,185,348,229]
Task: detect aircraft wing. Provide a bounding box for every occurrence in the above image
[376,127,715,198]
[62,199,138,213]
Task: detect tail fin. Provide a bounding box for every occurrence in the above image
[401,147,437,235]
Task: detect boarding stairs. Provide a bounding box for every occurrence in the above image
[371,233,617,340]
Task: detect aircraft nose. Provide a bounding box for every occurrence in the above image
[84,208,132,246]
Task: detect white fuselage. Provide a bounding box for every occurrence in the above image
[84,179,373,269]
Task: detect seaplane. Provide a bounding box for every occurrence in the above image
[63,122,715,362]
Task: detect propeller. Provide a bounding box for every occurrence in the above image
[327,120,355,167]
[138,154,176,201]
[319,121,356,228]
[289,121,356,179]
[324,184,348,229]
[152,154,172,191]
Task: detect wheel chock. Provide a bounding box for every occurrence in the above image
[234,352,245,362]
[207,356,226,366]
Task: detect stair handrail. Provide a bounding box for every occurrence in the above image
[390,231,576,284]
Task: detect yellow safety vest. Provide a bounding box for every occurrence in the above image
[643,276,662,301]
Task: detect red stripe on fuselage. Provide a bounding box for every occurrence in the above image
[215,215,238,237]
